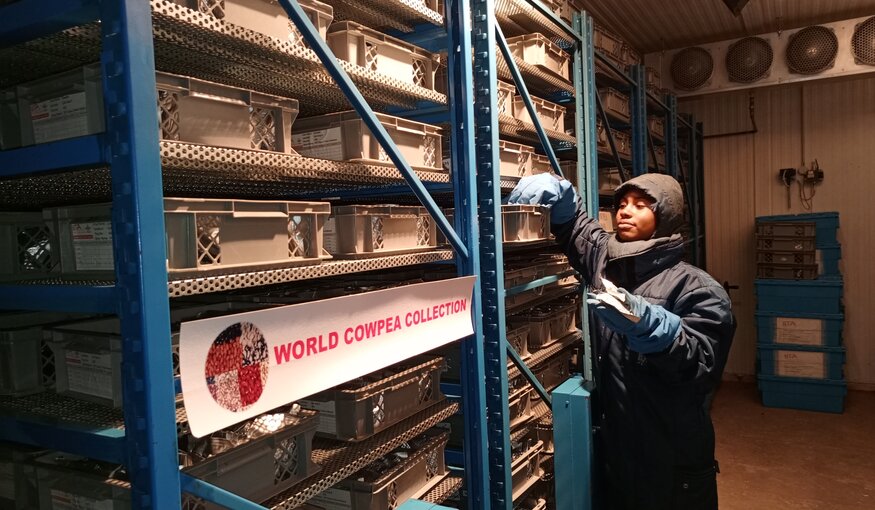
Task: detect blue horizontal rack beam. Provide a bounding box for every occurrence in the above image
[388,23,448,53]
[0,0,98,45]
[445,448,465,467]
[0,284,117,313]
[0,135,108,178]
[0,414,125,463]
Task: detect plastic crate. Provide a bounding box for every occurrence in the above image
[756,250,816,265]
[506,33,571,82]
[513,95,566,132]
[623,44,642,67]
[757,344,845,380]
[648,116,665,140]
[33,453,129,510]
[327,21,440,90]
[599,167,622,192]
[506,383,534,430]
[598,209,616,232]
[756,221,816,239]
[50,303,259,407]
[44,198,330,278]
[755,235,816,252]
[756,264,818,280]
[156,71,299,153]
[0,212,58,281]
[758,375,847,413]
[596,120,632,160]
[309,429,448,510]
[299,355,445,441]
[511,439,544,502]
[181,408,319,508]
[509,323,533,360]
[530,153,555,175]
[0,311,82,396]
[0,442,40,509]
[499,140,536,177]
[497,80,517,117]
[593,26,624,63]
[535,415,554,455]
[817,244,841,277]
[756,311,843,347]
[598,87,630,123]
[0,63,104,150]
[502,205,550,243]
[755,279,843,314]
[323,205,437,257]
[292,110,443,171]
[533,345,576,392]
[756,212,839,247]
[651,145,666,169]
[513,301,577,353]
[176,0,332,45]
[645,66,661,92]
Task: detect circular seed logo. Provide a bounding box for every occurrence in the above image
[205,322,269,412]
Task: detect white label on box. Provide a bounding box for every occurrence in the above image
[309,487,353,510]
[292,127,344,160]
[775,317,823,346]
[298,398,337,435]
[50,489,114,510]
[775,350,826,379]
[322,217,338,254]
[0,462,13,500]
[66,350,114,400]
[31,92,90,145]
[70,221,114,271]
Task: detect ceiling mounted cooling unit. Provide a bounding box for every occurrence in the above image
[670,46,714,90]
[648,15,875,96]
[726,36,773,82]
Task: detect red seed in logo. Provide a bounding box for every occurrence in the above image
[205,322,269,412]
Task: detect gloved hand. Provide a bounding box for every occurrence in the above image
[586,287,682,354]
[505,173,578,225]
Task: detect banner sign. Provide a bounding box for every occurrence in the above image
[179,276,476,437]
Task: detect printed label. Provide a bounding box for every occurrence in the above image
[775,317,823,346]
[309,487,353,510]
[70,221,114,271]
[31,92,90,145]
[299,398,337,435]
[65,350,114,400]
[50,489,115,510]
[775,350,826,379]
[292,127,344,160]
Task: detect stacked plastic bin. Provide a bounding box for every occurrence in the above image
[754,212,846,413]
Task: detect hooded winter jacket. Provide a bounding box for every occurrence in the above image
[553,174,735,510]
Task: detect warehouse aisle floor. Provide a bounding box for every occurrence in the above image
[712,381,875,510]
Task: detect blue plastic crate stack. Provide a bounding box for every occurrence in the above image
[754,212,846,413]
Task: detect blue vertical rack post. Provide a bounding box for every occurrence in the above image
[629,65,648,177]
[665,94,679,178]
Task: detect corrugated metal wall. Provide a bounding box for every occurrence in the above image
[679,74,875,389]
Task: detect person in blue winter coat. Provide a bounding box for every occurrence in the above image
[507,172,735,510]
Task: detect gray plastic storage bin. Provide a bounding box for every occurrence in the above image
[513,94,566,132]
[327,21,440,90]
[0,311,82,396]
[309,429,448,510]
[0,212,57,281]
[173,0,333,46]
[502,205,550,243]
[506,33,571,81]
[0,63,104,150]
[292,110,443,171]
[323,205,438,257]
[299,355,446,441]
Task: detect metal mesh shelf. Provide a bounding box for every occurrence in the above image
[420,473,464,504]
[508,331,581,381]
[498,56,575,96]
[330,0,444,32]
[0,392,125,431]
[264,399,459,509]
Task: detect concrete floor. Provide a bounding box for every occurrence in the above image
[711,381,875,510]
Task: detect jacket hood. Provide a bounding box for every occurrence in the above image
[614,173,684,239]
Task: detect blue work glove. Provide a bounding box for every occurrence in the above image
[505,173,578,225]
[586,288,682,354]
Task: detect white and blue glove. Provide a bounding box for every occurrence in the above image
[505,173,578,225]
[586,287,682,354]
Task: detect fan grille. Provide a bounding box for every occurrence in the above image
[852,16,875,65]
[786,26,838,74]
[670,47,714,90]
[726,37,773,82]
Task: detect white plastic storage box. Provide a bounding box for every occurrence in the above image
[292,110,443,171]
[327,21,440,90]
[513,94,566,132]
[0,442,40,509]
[497,80,517,117]
[0,63,104,150]
[43,198,329,278]
[502,205,550,243]
[598,87,630,123]
[173,0,333,46]
[0,311,81,396]
[155,72,299,153]
[50,303,260,407]
[0,212,57,280]
[323,205,438,257]
[310,429,448,510]
[300,355,446,441]
[506,33,571,81]
[498,140,537,177]
[33,453,130,510]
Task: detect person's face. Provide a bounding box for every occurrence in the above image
[615,189,657,241]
